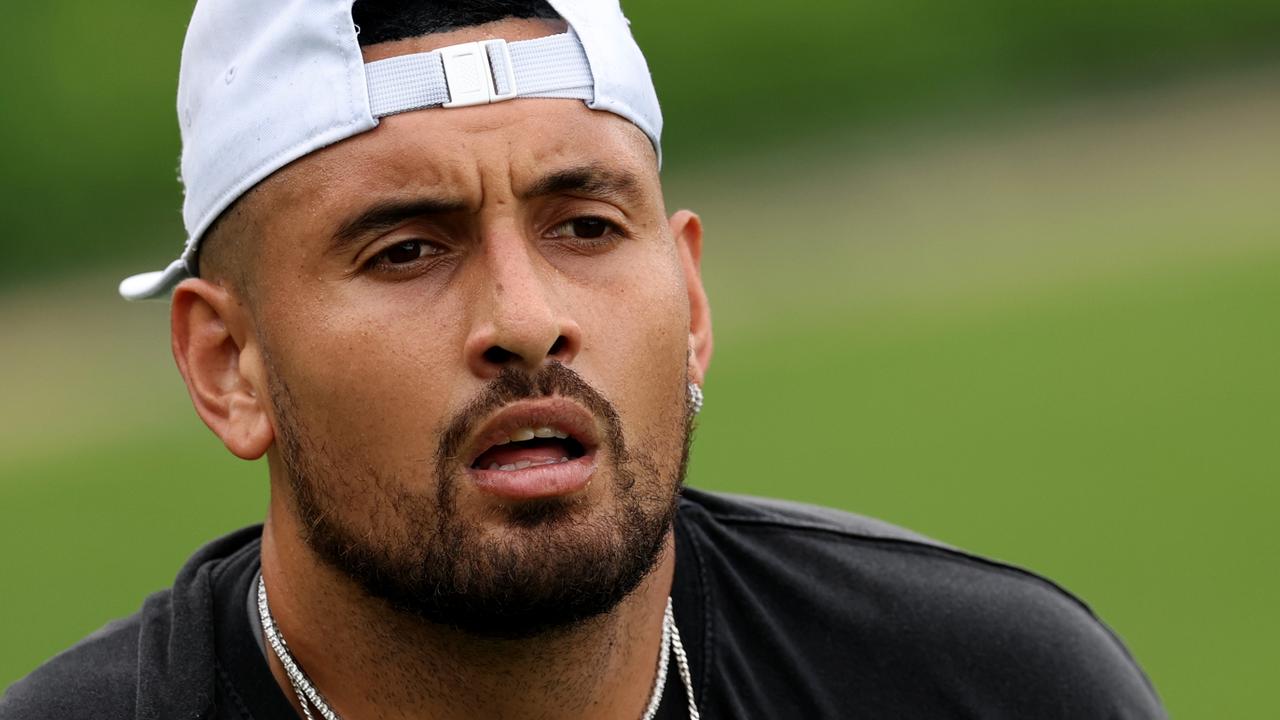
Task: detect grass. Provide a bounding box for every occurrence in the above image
[3,68,1278,716]
[697,253,1280,716]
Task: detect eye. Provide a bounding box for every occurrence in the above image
[364,239,444,274]
[381,240,427,264]
[546,217,623,246]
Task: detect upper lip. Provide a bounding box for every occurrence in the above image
[461,397,602,469]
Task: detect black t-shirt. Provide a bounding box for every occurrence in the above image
[1,488,1165,718]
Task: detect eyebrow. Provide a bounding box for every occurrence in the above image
[328,166,644,253]
[519,165,644,205]
[330,197,468,253]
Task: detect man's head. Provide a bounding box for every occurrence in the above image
[166,0,713,638]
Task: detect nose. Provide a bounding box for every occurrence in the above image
[463,233,582,379]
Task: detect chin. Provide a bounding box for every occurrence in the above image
[274,361,691,637]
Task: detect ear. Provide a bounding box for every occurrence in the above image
[670,210,713,385]
[170,278,274,460]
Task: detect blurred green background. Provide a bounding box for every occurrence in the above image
[3,1,1278,715]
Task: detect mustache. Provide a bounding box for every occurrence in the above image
[434,362,624,470]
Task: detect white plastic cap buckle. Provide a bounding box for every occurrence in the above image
[440,40,518,108]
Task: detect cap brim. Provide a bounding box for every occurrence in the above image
[118,259,190,301]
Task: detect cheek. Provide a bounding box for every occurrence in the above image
[580,251,691,455]
[262,292,466,476]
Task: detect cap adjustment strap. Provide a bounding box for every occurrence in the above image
[365,32,593,118]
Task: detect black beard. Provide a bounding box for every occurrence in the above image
[270,361,691,639]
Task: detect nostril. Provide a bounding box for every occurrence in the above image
[479,335,572,369]
[483,346,516,365]
[548,335,568,357]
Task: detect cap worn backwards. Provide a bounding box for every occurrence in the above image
[118,0,662,302]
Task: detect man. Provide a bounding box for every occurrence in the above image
[2,0,1165,718]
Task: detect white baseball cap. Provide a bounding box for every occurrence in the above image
[119,0,662,301]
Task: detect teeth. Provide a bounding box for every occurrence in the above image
[484,456,573,472]
[505,426,571,443]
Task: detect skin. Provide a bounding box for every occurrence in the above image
[170,18,712,720]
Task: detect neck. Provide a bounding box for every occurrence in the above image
[258,507,676,720]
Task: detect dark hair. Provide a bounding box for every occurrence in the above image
[352,0,561,47]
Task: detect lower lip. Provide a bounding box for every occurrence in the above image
[467,455,598,500]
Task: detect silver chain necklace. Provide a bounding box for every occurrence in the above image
[257,577,699,720]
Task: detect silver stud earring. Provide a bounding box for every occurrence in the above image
[688,382,704,416]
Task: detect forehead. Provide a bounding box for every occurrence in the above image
[269,103,654,205]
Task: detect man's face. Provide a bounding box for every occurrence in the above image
[230,21,707,636]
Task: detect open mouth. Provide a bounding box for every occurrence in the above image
[461,398,602,500]
[470,425,589,472]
